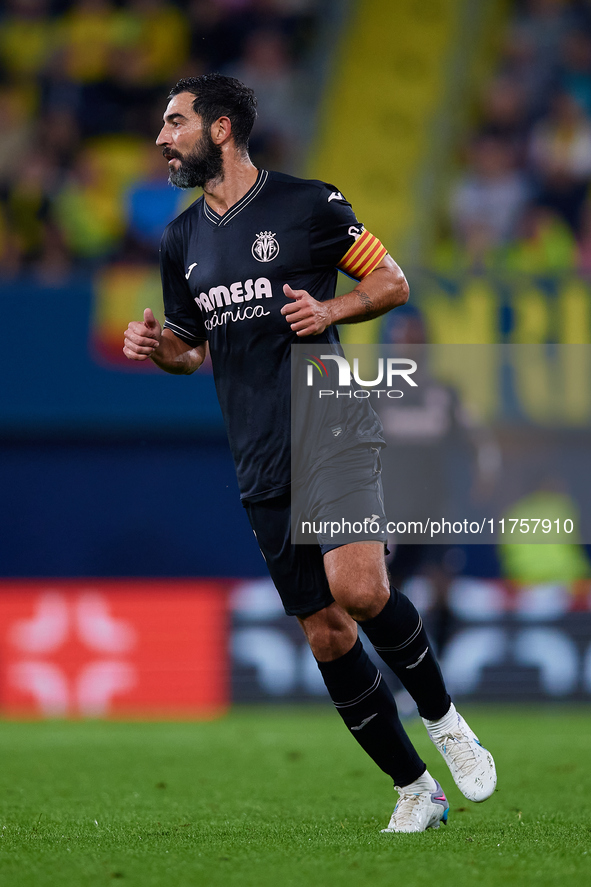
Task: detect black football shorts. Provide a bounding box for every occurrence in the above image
[243,445,387,617]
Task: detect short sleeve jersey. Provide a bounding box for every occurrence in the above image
[160,169,385,501]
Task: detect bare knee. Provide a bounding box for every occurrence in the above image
[298,603,358,662]
[323,542,390,620]
[338,586,389,620]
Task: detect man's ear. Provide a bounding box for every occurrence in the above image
[211,116,232,145]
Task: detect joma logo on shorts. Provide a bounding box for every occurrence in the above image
[195,278,273,313]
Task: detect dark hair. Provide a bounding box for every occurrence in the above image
[168,73,257,152]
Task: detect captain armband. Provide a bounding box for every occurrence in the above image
[337,230,388,280]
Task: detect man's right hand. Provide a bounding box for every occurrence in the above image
[123,308,162,361]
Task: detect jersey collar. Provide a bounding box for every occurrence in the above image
[202,169,268,227]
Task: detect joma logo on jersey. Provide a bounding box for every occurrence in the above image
[348,225,364,241]
[252,231,280,262]
[194,277,273,313]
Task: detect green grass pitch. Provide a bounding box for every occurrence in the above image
[0,706,590,886]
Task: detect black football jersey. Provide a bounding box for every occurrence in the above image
[160,169,384,501]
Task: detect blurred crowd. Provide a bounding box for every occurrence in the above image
[0,0,321,279]
[438,0,591,275]
[9,0,591,284]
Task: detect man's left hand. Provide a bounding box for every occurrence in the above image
[281,284,332,336]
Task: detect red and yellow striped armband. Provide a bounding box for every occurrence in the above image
[337,229,388,279]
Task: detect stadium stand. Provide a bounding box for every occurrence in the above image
[0,0,325,277]
[434,0,591,279]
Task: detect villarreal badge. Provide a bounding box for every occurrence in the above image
[252,231,280,262]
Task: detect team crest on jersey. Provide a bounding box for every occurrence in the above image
[252,231,280,263]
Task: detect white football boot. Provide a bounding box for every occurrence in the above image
[381,776,449,834]
[423,703,497,803]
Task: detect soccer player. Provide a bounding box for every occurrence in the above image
[123,73,497,833]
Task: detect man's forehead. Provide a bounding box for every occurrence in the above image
[164,92,199,120]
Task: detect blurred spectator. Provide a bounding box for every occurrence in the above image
[509,0,576,109]
[37,109,82,172]
[450,135,531,247]
[53,150,125,261]
[529,90,591,232]
[123,151,188,259]
[477,75,530,157]
[378,306,500,654]
[6,150,60,261]
[559,30,591,117]
[0,205,24,278]
[576,197,591,273]
[33,222,73,285]
[433,223,501,274]
[500,27,548,118]
[38,45,85,118]
[503,204,576,272]
[188,0,315,73]
[188,0,246,71]
[57,0,120,84]
[225,27,304,169]
[0,0,56,82]
[0,88,36,190]
[114,0,190,87]
[498,487,591,584]
[76,47,155,136]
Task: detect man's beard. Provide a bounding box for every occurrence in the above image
[166,133,223,189]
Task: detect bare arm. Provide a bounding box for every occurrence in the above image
[280,254,409,337]
[123,308,206,374]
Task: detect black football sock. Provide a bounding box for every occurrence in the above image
[316,636,425,787]
[359,589,451,721]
